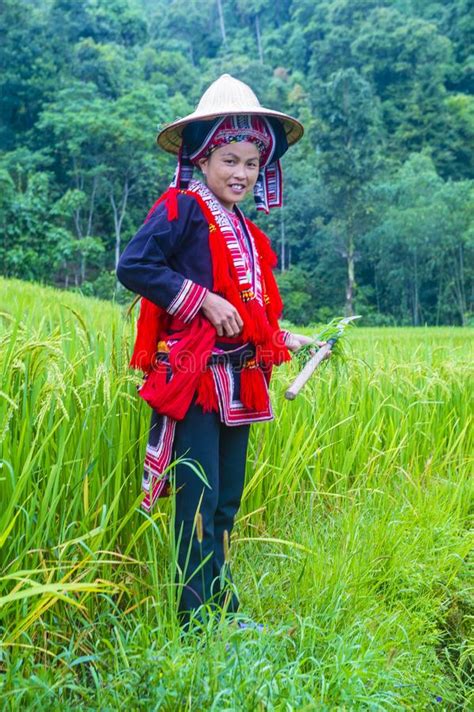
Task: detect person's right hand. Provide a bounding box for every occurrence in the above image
[201,292,244,337]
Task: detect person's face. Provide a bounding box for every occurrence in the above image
[198,141,260,210]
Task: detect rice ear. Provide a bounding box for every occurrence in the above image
[223,529,229,562]
[196,512,203,543]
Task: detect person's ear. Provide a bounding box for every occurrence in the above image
[197,157,208,176]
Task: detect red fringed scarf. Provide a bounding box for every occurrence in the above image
[129,186,290,419]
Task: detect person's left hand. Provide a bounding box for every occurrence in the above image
[285,332,330,356]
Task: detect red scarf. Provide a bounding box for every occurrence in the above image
[129,187,289,420]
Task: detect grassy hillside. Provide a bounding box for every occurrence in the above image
[0,278,472,709]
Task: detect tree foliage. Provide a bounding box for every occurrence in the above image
[0,0,472,323]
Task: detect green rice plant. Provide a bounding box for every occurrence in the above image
[293,314,360,367]
[0,278,472,709]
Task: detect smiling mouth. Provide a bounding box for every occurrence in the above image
[229,184,246,192]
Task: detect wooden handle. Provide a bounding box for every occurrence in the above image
[285,344,332,400]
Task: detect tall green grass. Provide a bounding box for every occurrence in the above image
[0,277,472,710]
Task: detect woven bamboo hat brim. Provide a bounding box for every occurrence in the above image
[157,73,304,154]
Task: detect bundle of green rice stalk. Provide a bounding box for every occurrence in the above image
[284,316,360,401]
[294,315,360,367]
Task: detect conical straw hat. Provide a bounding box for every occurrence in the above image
[157,73,304,154]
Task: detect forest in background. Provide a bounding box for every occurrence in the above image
[0,0,472,325]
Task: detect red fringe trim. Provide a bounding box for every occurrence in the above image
[246,218,284,320]
[245,218,278,268]
[244,298,272,344]
[129,299,165,372]
[240,367,269,411]
[208,228,242,303]
[262,262,283,319]
[165,188,180,221]
[195,368,219,413]
[144,191,168,223]
[145,187,181,223]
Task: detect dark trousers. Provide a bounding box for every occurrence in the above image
[171,402,250,625]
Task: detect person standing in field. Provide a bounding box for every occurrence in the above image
[117,74,316,630]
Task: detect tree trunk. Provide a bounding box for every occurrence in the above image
[86,175,98,238]
[216,0,226,44]
[374,268,381,314]
[72,159,84,239]
[78,176,99,284]
[345,234,355,316]
[454,244,466,326]
[436,274,443,326]
[255,14,263,63]
[110,178,130,281]
[71,169,98,285]
[413,247,419,326]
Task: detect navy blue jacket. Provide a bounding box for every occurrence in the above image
[116,193,212,311]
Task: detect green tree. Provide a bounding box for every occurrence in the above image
[0,0,58,148]
[148,0,219,66]
[366,154,473,325]
[310,68,384,316]
[440,93,474,179]
[37,83,110,283]
[0,169,77,284]
[352,7,453,171]
[38,81,174,280]
[276,266,313,324]
[98,85,173,272]
[1,0,471,324]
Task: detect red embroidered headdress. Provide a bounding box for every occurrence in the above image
[171,114,285,214]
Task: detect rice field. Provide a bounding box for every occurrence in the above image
[0,277,472,710]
